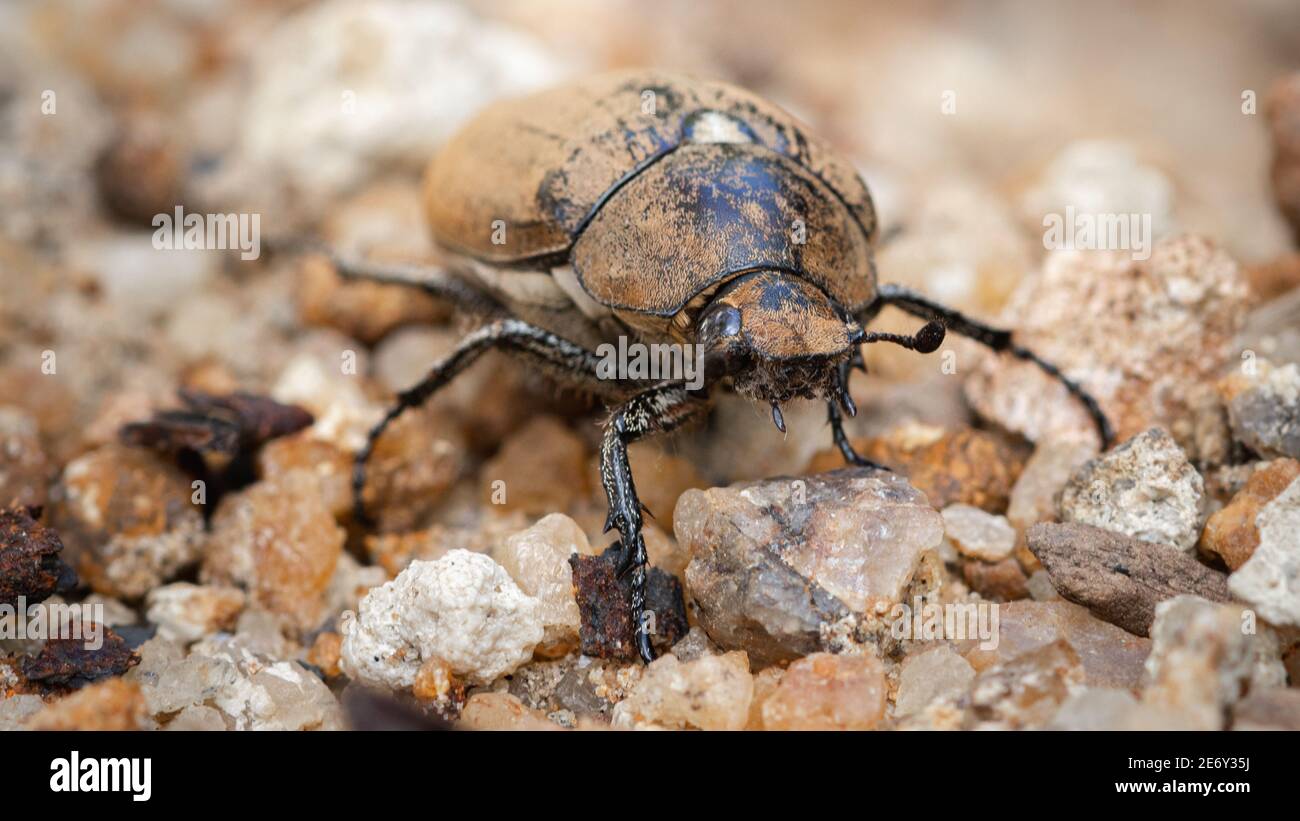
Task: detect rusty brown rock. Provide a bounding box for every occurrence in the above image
[962,557,1030,601]
[360,404,465,533]
[51,444,205,599]
[0,506,78,607]
[569,545,688,660]
[25,678,148,730]
[257,433,354,519]
[20,626,140,693]
[204,471,344,633]
[804,424,1029,512]
[306,632,343,679]
[1201,458,1300,569]
[1027,522,1230,637]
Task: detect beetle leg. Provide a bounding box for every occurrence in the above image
[827,358,889,470]
[870,284,1115,448]
[601,382,711,663]
[353,318,618,526]
[312,243,503,318]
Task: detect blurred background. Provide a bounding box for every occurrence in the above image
[1,0,1298,472]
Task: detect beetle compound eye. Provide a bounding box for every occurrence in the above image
[701,304,742,341]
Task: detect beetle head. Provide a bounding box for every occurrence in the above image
[697,270,862,405]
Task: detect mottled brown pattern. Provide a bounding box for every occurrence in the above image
[711,271,855,359]
[573,143,874,316]
[424,70,877,319]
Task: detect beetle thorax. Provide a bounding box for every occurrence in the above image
[696,270,859,404]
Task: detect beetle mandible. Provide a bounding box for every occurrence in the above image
[331,70,1113,664]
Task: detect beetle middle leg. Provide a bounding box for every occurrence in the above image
[353,317,626,525]
[866,284,1114,448]
[600,381,711,663]
[321,246,503,318]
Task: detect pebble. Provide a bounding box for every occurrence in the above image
[307,632,344,680]
[256,433,355,520]
[481,416,589,516]
[130,636,343,731]
[204,471,344,633]
[339,550,543,689]
[961,557,1029,601]
[496,514,598,654]
[1219,359,1300,460]
[0,406,49,509]
[1200,458,1299,569]
[677,468,943,666]
[1227,476,1300,627]
[354,402,465,534]
[1058,428,1205,552]
[759,652,887,730]
[968,640,1084,729]
[895,646,976,718]
[963,600,1150,690]
[1141,595,1286,730]
[52,444,204,600]
[25,678,148,731]
[364,512,528,577]
[611,650,753,731]
[1232,688,1300,731]
[1020,140,1177,241]
[145,583,246,644]
[805,424,1029,512]
[942,504,1016,561]
[217,0,562,221]
[1028,522,1231,636]
[569,545,689,660]
[1047,687,1140,731]
[295,252,446,346]
[1006,437,1097,536]
[458,691,563,731]
[964,236,1249,456]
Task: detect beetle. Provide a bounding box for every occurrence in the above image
[329,70,1113,664]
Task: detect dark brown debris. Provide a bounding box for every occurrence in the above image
[1027,522,1231,637]
[120,409,241,456]
[0,506,78,607]
[569,546,689,660]
[19,625,140,693]
[120,389,313,457]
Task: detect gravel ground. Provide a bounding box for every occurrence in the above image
[1,0,1298,731]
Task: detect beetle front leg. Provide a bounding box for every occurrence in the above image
[600,382,710,663]
[827,356,889,470]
